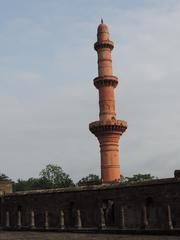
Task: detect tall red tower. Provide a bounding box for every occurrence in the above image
[89,20,127,183]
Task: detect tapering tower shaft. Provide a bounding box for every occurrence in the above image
[95,23,116,122]
[89,21,127,183]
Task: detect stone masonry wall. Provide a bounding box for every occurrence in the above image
[0,177,180,231]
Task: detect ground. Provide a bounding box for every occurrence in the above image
[0,231,179,240]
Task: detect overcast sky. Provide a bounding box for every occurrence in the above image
[0,0,180,182]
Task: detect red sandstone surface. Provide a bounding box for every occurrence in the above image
[89,21,127,183]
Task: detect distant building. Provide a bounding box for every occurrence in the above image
[0,181,12,195]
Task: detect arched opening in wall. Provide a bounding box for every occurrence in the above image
[17,206,22,212]
[102,200,115,226]
[145,197,156,228]
[125,205,138,228]
[68,201,75,227]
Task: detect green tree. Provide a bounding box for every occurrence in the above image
[0,173,11,182]
[120,175,127,183]
[77,174,101,186]
[123,173,157,184]
[13,164,74,192]
[13,179,30,192]
[39,164,74,188]
[13,177,52,192]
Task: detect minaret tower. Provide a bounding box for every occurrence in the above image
[89,20,127,183]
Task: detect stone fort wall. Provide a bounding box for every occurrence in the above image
[0,175,180,232]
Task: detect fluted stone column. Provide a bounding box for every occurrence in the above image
[75,209,82,229]
[120,206,125,229]
[6,211,10,228]
[99,208,106,229]
[30,210,35,229]
[60,210,65,230]
[45,211,49,229]
[167,205,173,230]
[17,211,22,229]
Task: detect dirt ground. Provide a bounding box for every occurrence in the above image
[0,231,180,240]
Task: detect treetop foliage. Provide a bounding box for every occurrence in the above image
[1,165,157,192]
[39,164,74,188]
[0,173,12,182]
[13,164,74,192]
[120,173,157,184]
[77,174,101,186]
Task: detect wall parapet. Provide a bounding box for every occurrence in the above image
[1,176,180,197]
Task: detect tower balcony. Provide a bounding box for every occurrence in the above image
[89,119,127,136]
[93,75,118,89]
[94,40,114,51]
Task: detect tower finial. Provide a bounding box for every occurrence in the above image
[101,18,103,24]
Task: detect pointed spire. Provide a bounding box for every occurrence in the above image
[101,18,103,24]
